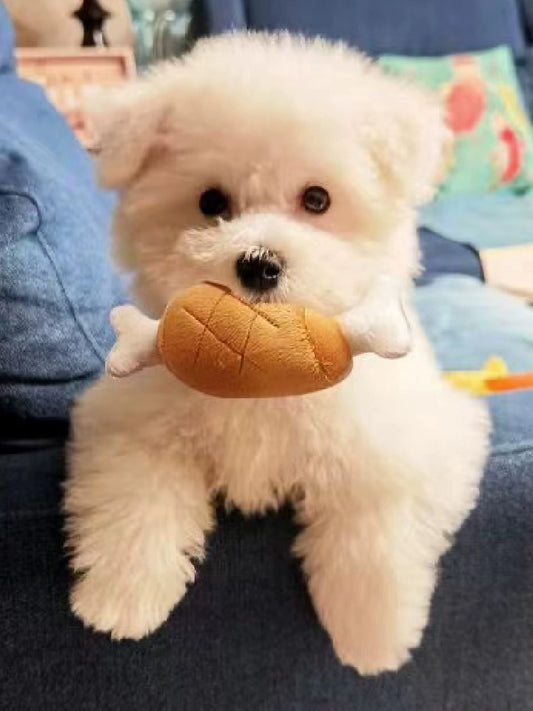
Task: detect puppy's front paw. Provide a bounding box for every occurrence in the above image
[308,567,426,675]
[323,596,425,675]
[333,632,415,676]
[70,567,188,640]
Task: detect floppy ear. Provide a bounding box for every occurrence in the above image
[84,76,170,189]
[367,78,452,206]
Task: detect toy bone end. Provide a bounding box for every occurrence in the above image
[106,304,161,378]
[337,276,412,360]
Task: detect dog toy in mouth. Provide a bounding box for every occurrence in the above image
[106,277,411,398]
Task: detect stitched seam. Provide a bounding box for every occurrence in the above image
[191,290,229,366]
[0,143,109,228]
[0,181,110,364]
[226,289,279,329]
[302,308,331,383]
[0,139,117,363]
[181,306,264,372]
[35,224,107,362]
[0,188,43,233]
[239,311,260,374]
[205,285,280,329]
[249,304,280,329]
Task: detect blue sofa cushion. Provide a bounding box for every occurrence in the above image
[420,192,533,250]
[2,383,533,711]
[416,274,533,371]
[204,0,527,58]
[417,228,483,285]
[517,49,533,118]
[0,70,125,426]
[520,0,533,38]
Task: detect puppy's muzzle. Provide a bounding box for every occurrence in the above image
[236,247,283,292]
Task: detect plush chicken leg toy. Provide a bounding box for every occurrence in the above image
[106,277,411,398]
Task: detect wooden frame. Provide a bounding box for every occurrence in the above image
[15,47,136,147]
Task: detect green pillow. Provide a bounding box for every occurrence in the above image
[379,46,533,198]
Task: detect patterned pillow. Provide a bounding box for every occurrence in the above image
[379,46,533,197]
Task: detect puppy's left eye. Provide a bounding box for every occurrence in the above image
[302,186,330,214]
[199,188,231,218]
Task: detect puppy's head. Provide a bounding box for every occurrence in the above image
[89,32,449,315]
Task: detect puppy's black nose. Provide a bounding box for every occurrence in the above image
[236,248,283,292]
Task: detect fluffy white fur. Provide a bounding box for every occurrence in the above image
[65,32,490,675]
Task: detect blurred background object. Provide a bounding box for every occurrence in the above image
[127,0,194,67]
[2,0,198,147]
[16,48,136,147]
[4,0,197,67]
[4,0,134,48]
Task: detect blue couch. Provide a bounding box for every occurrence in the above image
[1,1,533,709]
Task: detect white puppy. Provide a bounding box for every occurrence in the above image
[65,32,489,675]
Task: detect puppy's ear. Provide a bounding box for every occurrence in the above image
[367,78,452,206]
[85,78,169,188]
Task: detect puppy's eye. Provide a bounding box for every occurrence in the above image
[199,188,231,218]
[302,186,330,214]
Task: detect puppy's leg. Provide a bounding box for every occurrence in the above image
[296,322,488,675]
[65,414,212,640]
[295,485,440,676]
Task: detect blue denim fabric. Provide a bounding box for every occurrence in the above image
[0,73,125,423]
[1,385,532,711]
[201,0,527,58]
[0,1,14,72]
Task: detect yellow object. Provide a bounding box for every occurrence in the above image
[157,282,353,398]
[497,83,531,136]
[445,357,508,395]
[445,357,533,395]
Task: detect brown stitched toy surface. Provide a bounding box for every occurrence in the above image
[157,282,353,398]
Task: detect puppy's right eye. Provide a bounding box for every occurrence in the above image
[302,185,330,214]
[199,188,231,218]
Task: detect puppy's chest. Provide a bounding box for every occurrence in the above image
[193,396,339,511]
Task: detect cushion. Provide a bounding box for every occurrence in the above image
[200,0,247,34]
[417,228,483,284]
[420,191,533,249]
[520,0,533,39]
[415,274,533,371]
[2,425,533,709]
[380,46,533,197]
[0,72,125,427]
[220,0,527,58]
[516,49,533,121]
